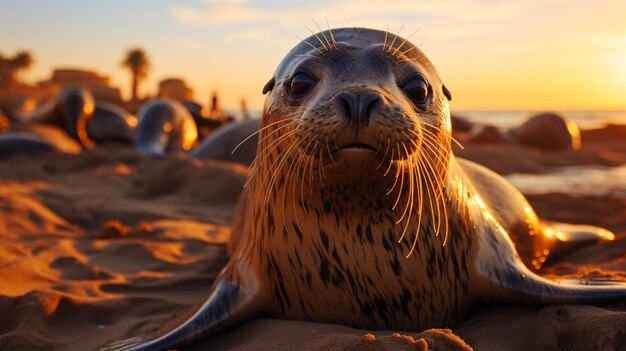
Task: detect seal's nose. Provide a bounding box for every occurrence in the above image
[334,91,381,129]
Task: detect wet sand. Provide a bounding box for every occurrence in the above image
[0,125,625,350]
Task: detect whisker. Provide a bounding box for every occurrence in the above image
[311,18,332,50]
[391,145,405,210]
[295,36,325,55]
[376,136,391,170]
[387,24,405,53]
[245,126,301,188]
[265,140,304,215]
[232,118,292,155]
[400,46,417,57]
[325,18,337,49]
[386,161,401,196]
[383,148,395,176]
[326,135,337,165]
[396,143,414,224]
[308,141,319,193]
[298,147,312,215]
[392,27,420,56]
[304,24,329,52]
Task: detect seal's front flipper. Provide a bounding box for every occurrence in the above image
[100,260,267,351]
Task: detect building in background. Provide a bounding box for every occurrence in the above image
[157,78,193,101]
[38,69,123,104]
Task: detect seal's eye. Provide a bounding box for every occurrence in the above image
[289,73,316,97]
[402,77,428,104]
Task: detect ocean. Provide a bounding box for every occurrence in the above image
[453,110,626,129]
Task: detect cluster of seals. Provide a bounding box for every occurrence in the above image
[103,27,626,351]
[0,87,231,160]
[10,86,98,147]
[1,86,137,159]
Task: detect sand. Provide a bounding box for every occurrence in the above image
[0,125,625,351]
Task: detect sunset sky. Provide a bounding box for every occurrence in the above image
[2,0,626,111]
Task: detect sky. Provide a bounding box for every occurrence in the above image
[1,0,626,111]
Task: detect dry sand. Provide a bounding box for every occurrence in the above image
[0,125,625,351]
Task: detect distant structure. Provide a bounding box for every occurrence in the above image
[209,90,230,119]
[0,50,34,89]
[38,69,123,104]
[0,52,56,111]
[240,98,250,120]
[0,60,14,89]
[157,78,193,101]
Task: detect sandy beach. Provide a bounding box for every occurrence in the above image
[1,124,625,351]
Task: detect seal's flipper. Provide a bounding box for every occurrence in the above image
[544,221,615,242]
[100,260,267,351]
[473,227,626,305]
[538,221,615,266]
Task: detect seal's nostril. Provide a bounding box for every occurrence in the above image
[333,92,382,129]
[336,93,356,123]
[362,94,381,124]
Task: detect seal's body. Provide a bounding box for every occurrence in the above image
[135,99,198,157]
[104,27,626,351]
[9,87,137,147]
[87,101,137,144]
[10,86,96,147]
[188,118,260,166]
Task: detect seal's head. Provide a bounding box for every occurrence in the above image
[260,28,452,191]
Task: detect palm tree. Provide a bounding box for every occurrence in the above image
[121,48,150,101]
[10,51,34,83]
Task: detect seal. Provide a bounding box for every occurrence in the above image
[0,132,58,159]
[10,86,96,147]
[135,99,198,157]
[104,27,626,351]
[466,125,509,144]
[182,100,224,139]
[509,112,581,151]
[86,101,137,144]
[0,127,81,159]
[188,118,260,166]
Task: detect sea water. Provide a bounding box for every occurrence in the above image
[453,110,626,129]
[505,165,626,199]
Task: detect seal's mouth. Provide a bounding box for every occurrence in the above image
[322,142,382,167]
[337,143,377,153]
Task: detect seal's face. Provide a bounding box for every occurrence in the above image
[261,28,451,176]
[258,27,452,207]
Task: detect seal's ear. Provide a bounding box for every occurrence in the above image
[262,77,276,95]
[442,85,452,101]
